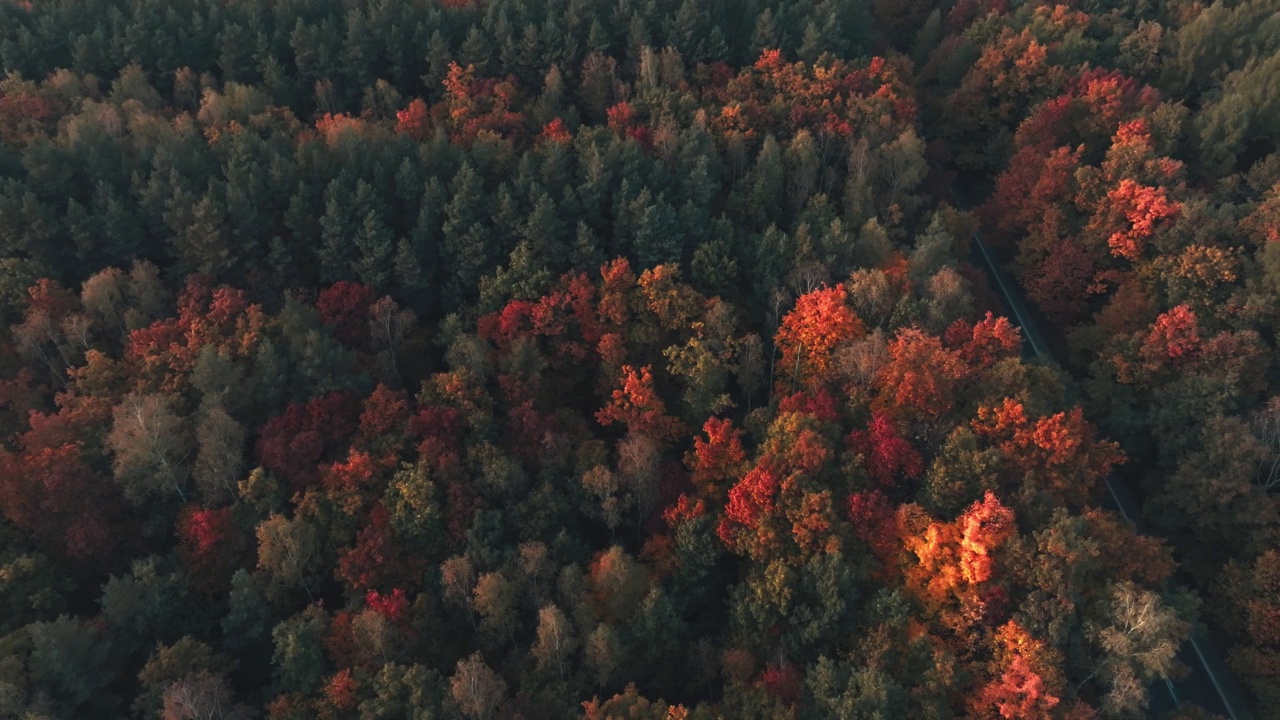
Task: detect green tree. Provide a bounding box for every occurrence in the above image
[270,605,329,696]
[26,616,115,713]
[633,195,683,269]
[358,664,446,720]
[806,657,908,720]
[442,163,491,308]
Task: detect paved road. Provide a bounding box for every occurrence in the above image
[969,230,1252,719]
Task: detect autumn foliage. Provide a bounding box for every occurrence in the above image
[0,0,1261,714]
[774,284,863,391]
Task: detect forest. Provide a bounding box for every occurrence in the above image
[0,0,1276,718]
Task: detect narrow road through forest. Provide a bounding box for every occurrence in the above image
[968,226,1251,719]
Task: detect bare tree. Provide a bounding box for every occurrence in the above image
[617,433,660,531]
[766,287,793,396]
[531,604,577,677]
[442,554,479,631]
[369,295,416,385]
[161,674,252,720]
[1252,397,1280,492]
[108,393,192,504]
[193,407,245,503]
[833,329,889,389]
[1083,582,1190,717]
[450,653,506,720]
[11,293,91,387]
[786,261,828,297]
[844,137,874,225]
[80,267,129,340]
[735,333,766,411]
[351,608,406,666]
[518,541,549,601]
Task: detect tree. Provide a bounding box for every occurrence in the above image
[134,636,235,719]
[348,663,445,719]
[100,557,196,657]
[946,313,1021,370]
[442,163,492,306]
[873,329,966,420]
[0,546,69,635]
[879,128,927,211]
[1102,179,1181,262]
[901,492,1016,610]
[450,652,506,720]
[20,616,111,715]
[473,571,518,646]
[257,392,360,491]
[847,412,924,488]
[108,393,192,505]
[662,299,749,420]
[270,606,329,696]
[338,504,418,596]
[10,279,89,386]
[923,267,973,333]
[972,398,1124,513]
[349,603,409,667]
[585,623,622,688]
[581,683,684,720]
[161,673,252,720]
[79,266,130,341]
[317,282,376,347]
[1214,549,1280,711]
[168,190,233,277]
[774,284,863,391]
[588,547,650,625]
[178,506,244,590]
[920,426,1003,518]
[970,649,1060,720]
[369,296,417,385]
[718,461,784,561]
[1086,582,1190,716]
[192,407,244,503]
[806,657,907,719]
[632,196,683,268]
[353,209,396,291]
[532,604,577,677]
[0,442,122,561]
[221,570,272,654]
[687,417,749,500]
[596,365,685,443]
[256,513,322,602]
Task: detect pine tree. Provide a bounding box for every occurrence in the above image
[441,163,491,309]
[632,195,682,269]
[353,209,395,292]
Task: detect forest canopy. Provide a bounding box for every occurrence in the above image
[0,0,1277,718]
